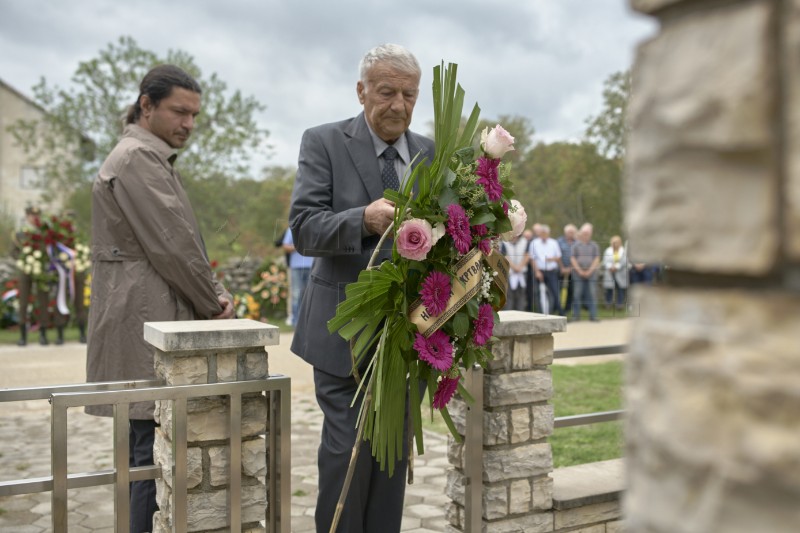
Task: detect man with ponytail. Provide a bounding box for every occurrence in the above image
[86,65,234,532]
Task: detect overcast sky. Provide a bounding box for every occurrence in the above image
[0,0,655,174]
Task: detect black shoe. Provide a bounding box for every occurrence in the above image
[55,327,65,345]
[39,329,49,346]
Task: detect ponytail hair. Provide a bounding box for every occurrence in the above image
[126,64,202,124]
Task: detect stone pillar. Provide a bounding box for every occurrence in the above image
[144,319,279,533]
[445,310,566,532]
[626,1,800,531]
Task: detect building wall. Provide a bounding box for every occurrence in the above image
[0,80,63,228]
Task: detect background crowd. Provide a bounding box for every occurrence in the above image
[501,221,661,320]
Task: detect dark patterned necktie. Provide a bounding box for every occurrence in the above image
[381,145,400,191]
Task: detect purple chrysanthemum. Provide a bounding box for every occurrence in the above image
[502,202,509,215]
[473,303,494,346]
[475,157,503,202]
[478,239,492,256]
[433,375,460,409]
[420,271,451,316]
[413,330,454,372]
[446,204,471,255]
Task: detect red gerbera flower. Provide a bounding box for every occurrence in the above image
[473,303,494,346]
[420,271,451,316]
[475,156,503,201]
[433,375,460,409]
[446,204,471,255]
[413,330,454,371]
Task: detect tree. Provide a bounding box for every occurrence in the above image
[183,165,296,262]
[513,141,623,242]
[9,36,269,217]
[584,70,630,160]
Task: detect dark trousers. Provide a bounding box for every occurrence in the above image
[129,419,158,533]
[541,269,563,315]
[313,368,408,533]
[563,272,574,313]
[17,274,50,327]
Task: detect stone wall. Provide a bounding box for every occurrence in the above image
[144,319,279,533]
[444,311,623,532]
[625,1,800,531]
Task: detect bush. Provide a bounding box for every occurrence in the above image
[250,260,289,320]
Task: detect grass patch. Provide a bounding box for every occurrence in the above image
[292,489,308,497]
[0,325,84,345]
[551,361,624,468]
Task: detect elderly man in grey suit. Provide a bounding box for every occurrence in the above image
[289,43,435,533]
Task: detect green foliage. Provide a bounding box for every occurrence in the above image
[184,166,295,262]
[514,141,623,242]
[584,70,631,160]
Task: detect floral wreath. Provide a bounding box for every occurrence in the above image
[15,212,91,312]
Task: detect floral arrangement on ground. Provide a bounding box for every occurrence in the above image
[327,62,527,475]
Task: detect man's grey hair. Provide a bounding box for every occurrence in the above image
[359,43,421,83]
[540,224,551,234]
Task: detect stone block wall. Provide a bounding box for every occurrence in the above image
[446,310,587,533]
[626,1,800,531]
[144,319,279,533]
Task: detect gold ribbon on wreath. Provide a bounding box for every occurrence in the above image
[409,247,510,337]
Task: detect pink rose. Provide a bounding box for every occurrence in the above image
[502,199,527,240]
[396,218,434,260]
[480,124,515,159]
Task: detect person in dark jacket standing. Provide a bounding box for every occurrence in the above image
[86,65,233,532]
[289,44,434,533]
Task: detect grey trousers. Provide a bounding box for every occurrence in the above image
[313,368,408,533]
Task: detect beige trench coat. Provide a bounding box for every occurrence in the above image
[86,125,228,419]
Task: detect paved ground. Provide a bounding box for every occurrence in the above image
[0,318,629,532]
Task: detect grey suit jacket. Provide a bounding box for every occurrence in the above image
[289,112,435,377]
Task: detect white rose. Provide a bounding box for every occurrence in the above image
[22,246,32,254]
[502,200,528,240]
[33,250,42,259]
[16,260,24,269]
[25,255,34,264]
[59,252,69,262]
[431,223,446,245]
[480,124,515,159]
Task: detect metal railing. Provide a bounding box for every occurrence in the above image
[0,375,291,533]
[553,344,627,429]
